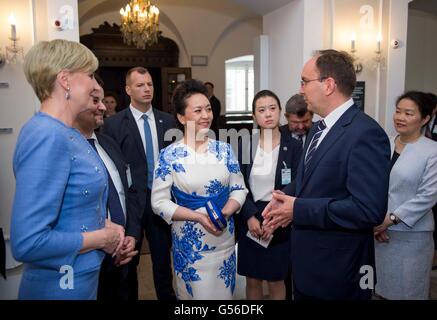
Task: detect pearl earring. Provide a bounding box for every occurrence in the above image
[65,87,71,100]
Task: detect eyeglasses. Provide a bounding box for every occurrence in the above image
[300,77,327,87]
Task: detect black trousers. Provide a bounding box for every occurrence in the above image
[97,254,130,300]
[128,188,176,300]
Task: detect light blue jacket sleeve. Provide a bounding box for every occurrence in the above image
[11,125,83,270]
[394,151,437,228]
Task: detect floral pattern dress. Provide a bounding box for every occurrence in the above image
[151,139,248,300]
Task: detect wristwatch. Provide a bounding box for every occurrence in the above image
[389,213,399,225]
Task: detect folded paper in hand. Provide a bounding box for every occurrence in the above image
[246,231,273,248]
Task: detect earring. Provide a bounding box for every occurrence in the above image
[65,87,71,100]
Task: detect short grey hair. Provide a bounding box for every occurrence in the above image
[285,94,311,117]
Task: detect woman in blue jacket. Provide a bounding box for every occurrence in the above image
[11,39,124,300]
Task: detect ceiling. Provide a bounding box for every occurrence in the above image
[78,0,295,17]
[230,0,294,15]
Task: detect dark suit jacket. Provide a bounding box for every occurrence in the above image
[283,104,391,299]
[430,115,437,141]
[95,132,142,240]
[237,133,302,243]
[101,107,176,218]
[210,95,221,132]
[279,122,316,142]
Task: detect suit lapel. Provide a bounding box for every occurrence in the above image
[95,133,129,191]
[154,109,165,151]
[247,134,259,178]
[298,105,359,194]
[296,123,317,194]
[125,108,147,161]
[274,135,289,189]
[431,116,437,140]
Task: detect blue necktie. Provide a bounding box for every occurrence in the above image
[87,138,125,226]
[304,120,326,172]
[142,114,155,189]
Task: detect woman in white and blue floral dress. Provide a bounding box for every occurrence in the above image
[151,79,248,300]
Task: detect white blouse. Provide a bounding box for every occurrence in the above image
[249,144,279,202]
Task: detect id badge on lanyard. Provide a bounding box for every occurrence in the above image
[281,161,291,185]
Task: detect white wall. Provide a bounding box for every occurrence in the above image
[383,0,412,135]
[192,18,261,111]
[263,0,325,124]
[0,0,38,236]
[321,0,411,133]
[263,0,304,114]
[261,0,412,133]
[0,0,81,299]
[405,9,437,94]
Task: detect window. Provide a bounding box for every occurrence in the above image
[225,55,254,113]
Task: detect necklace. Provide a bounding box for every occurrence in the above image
[398,135,420,145]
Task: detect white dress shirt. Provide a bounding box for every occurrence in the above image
[249,144,279,202]
[292,132,307,146]
[91,132,126,220]
[130,105,159,163]
[306,98,354,158]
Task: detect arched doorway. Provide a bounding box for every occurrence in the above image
[80,22,191,112]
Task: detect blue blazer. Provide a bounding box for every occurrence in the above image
[102,107,176,219]
[283,105,391,299]
[11,113,108,299]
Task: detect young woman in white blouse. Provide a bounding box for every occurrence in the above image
[236,90,302,299]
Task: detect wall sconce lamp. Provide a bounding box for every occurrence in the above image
[374,33,383,64]
[1,13,24,67]
[348,32,385,73]
[350,32,363,74]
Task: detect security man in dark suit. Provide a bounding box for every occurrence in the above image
[102,67,176,300]
[74,80,141,300]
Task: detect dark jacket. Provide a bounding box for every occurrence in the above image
[95,132,142,240]
[101,107,176,218]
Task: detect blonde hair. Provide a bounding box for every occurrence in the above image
[23,39,98,102]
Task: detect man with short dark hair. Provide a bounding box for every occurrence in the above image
[74,81,140,300]
[102,67,176,300]
[281,94,314,147]
[262,49,391,300]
